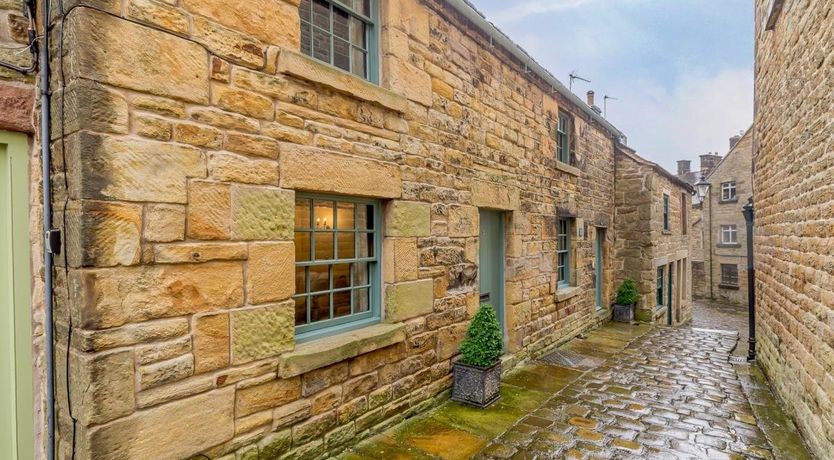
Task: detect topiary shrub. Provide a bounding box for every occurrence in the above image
[459,303,503,367]
[615,278,639,306]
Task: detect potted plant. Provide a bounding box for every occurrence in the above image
[451,303,504,408]
[613,278,638,322]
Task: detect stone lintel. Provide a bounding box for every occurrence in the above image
[277,49,407,113]
[471,180,520,211]
[278,323,405,379]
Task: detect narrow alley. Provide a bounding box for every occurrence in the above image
[342,301,813,459]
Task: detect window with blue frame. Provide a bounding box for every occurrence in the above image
[662,194,670,231]
[294,195,380,340]
[556,112,571,164]
[299,0,378,82]
[557,218,572,287]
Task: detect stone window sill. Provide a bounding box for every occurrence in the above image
[277,49,407,113]
[719,199,739,204]
[555,285,581,302]
[717,243,741,248]
[662,230,672,235]
[278,322,406,378]
[555,161,581,177]
[719,283,740,290]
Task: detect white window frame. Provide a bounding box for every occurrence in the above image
[721,225,738,244]
[721,182,737,201]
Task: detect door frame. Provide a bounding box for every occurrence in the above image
[667,262,675,325]
[478,209,506,346]
[0,131,34,460]
[594,228,605,310]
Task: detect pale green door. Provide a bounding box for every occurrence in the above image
[0,131,34,460]
[478,210,505,340]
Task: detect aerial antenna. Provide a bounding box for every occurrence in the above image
[603,95,618,118]
[569,71,591,91]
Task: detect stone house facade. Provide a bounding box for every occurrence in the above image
[614,145,694,325]
[753,0,833,457]
[0,0,694,459]
[700,128,753,306]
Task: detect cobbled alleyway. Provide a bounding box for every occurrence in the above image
[342,303,813,460]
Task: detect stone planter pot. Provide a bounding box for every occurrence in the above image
[451,360,501,408]
[613,303,634,322]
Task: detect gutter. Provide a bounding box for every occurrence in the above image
[445,0,627,143]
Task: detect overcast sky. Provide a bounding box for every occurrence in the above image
[470,0,754,174]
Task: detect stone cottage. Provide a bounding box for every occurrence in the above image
[614,145,694,325]
[0,0,691,459]
[753,0,833,457]
[699,128,753,306]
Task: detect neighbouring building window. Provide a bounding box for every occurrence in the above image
[721,181,737,201]
[721,264,739,286]
[557,218,572,287]
[556,112,571,164]
[656,267,664,307]
[294,194,380,340]
[663,194,670,231]
[721,225,738,244]
[681,193,688,235]
[299,0,377,82]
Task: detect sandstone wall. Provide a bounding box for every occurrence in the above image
[50,1,622,458]
[753,0,834,457]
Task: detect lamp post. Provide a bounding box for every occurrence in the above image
[695,175,714,299]
[742,197,756,361]
[695,175,710,204]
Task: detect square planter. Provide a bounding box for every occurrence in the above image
[451,360,501,408]
[613,303,634,322]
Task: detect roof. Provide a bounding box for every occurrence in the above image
[617,145,696,193]
[445,0,626,142]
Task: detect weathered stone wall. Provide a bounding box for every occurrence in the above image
[614,147,692,324]
[753,0,834,457]
[51,1,623,458]
[702,129,752,306]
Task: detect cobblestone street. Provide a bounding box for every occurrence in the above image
[343,308,813,460]
[691,300,751,357]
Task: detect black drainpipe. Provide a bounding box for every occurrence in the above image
[742,197,756,361]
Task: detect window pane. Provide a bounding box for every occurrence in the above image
[357,204,374,229]
[315,232,334,260]
[337,202,355,229]
[337,232,355,259]
[300,0,312,20]
[295,198,311,229]
[313,0,330,29]
[333,8,350,40]
[359,0,370,16]
[310,265,329,292]
[351,47,366,78]
[295,231,311,262]
[294,296,308,325]
[301,23,312,56]
[354,288,370,312]
[334,38,350,71]
[313,28,331,63]
[358,232,374,258]
[353,262,369,286]
[351,18,366,48]
[333,264,351,289]
[333,291,351,318]
[314,200,334,230]
[311,294,330,322]
[295,266,306,295]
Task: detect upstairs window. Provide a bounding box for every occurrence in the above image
[557,218,572,288]
[299,0,377,82]
[721,264,739,286]
[556,112,571,164]
[721,182,737,201]
[294,194,380,341]
[662,194,670,231]
[721,225,738,244]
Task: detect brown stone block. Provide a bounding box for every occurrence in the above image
[65,8,209,103]
[230,185,294,240]
[134,114,172,141]
[139,353,194,389]
[385,279,435,322]
[191,15,265,68]
[153,242,247,264]
[292,411,337,445]
[436,323,468,360]
[190,108,260,133]
[231,301,294,364]
[74,261,244,329]
[126,0,189,35]
[193,312,230,373]
[131,94,186,118]
[224,132,281,159]
[232,67,289,99]
[182,0,299,47]
[79,387,235,460]
[301,362,349,397]
[65,200,142,267]
[174,123,223,149]
[383,55,432,107]
[235,377,301,417]
[383,238,419,283]
[59,80,128,137]
[212,83,275,120]
[187,180,231,240]
[472,180,520,211]
[208,152,279,185]
[135,336,191,365]
[143,203,185,243]
[448,205,480,237]
[68,347,135,425]
[381,0,429,44]
[273,399,312,430]
[247,242,294,304]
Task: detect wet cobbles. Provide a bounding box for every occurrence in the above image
[480,328,776,460]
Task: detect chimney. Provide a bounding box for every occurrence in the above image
[586,90,595,107]
[677,160,691,176]
[700,153,722,175]
[729,134,742,149]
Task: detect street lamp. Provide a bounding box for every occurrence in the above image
[742,197,756,361]
[695,175,710,204]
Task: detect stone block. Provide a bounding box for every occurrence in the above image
[60,80,128,136]
[74,318,189,352]
[69,348,135,425]
[66,131,206,204]
[135,336,191,365]
[273,399,312,430]
[208,152,279,185]
[472,180,520,211]
[247,242,294,304]
[74,261,244,329]
[381,0,430,44]
[0,82,34,133]
[383,55,432,107]
[224,132,281,159]
[279,144,402,198]
[302,362,349,397]
[383,238,419,283]
[193,312,230,373]
[211,84,274,120]
[258,430,292,459]
[187,181,231,240]
[66,8,209,103]
[230,185,294,240]
[131,94,186,118]
[191,15,264,68]
[448,205,480,238]
[232,68,288,99]
[134,115,172,140]
[232,301,294,364]
[126,0,189,35]
[139,353,193,389]
[79,387,235,460]
[235,377,301,417]
[436,323,468,360]
[292,412,337,445]
[66,200,142,267]
[153,242,247,264]
[173,123,223,149]
[182,0,299,47]
[143,203,185,243]
[384,201,431,237]
[384,279,434,323]
[190,108,260,133]
[135,374,215,409]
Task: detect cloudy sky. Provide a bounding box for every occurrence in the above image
[470,0,754,174]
